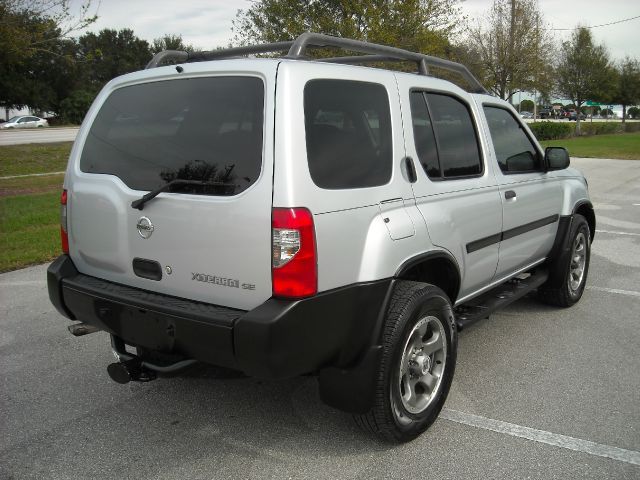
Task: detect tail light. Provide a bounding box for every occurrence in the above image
[60,189,69,254]
[272,207,317,298]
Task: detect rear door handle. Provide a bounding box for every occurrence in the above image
[505,190,516,199]
[403,157,417,183]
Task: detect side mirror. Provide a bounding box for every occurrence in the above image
[545,147,570,170]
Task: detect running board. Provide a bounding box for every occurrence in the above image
[454,268,549,331]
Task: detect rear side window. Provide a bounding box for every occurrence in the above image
[80,77,264,195]
[410,92,482,179]
[426,93,482,178]
[483,106,541,173]
[304,80,392,189]
[409,91,440,178]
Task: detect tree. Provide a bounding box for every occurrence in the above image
[519,99,534,112]
[77,29,151,92]
[0,0,96,59]
[151,34,195,54]
[59,89,94,123]
[610,57,640,123]
[556,27,613,133]
[0,0,96,114]
[464,0,555,100]
[628,106,640,119]
[232,0,463,60]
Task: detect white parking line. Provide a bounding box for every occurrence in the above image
[0,171,64,180]
[440,409,640,466]
[596,229,640,236]
[587,286,640,297]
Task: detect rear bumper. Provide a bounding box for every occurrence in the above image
[47,255,391,383]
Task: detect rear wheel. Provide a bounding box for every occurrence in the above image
[538,214,591,307]
[355,281,456,442]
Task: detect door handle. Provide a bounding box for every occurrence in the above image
[505,190,516,200]
[402,157,417,183]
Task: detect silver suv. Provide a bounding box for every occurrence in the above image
[47,33,595,442]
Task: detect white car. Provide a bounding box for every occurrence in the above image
[0,115,48,129]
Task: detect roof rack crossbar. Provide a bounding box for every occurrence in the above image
[145,32,487,94]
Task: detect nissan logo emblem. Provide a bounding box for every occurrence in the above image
[136,216,154,239]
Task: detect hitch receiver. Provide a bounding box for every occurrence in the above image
[107,359,157,384]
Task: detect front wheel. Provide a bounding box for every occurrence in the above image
[538,214,591,307]
[355,281,457,442]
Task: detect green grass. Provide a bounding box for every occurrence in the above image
[0,172,63,196]
[0,192,61,272]
[541,132,640,160]
[0,142,72,176]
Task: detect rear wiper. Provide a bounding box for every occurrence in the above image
[131,179,235,210]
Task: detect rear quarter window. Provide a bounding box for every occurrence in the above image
[304,79,392,189]
[80,76,264,195]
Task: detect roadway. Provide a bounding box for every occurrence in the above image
[1,157,639,479]
[0,127,80,146]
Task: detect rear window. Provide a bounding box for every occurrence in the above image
[80,76,264,195]
[304,80,392,189]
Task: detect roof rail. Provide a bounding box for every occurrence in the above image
[145,32,488,94]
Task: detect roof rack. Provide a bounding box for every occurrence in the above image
[145,32,488,94]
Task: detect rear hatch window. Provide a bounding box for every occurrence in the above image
[81,76,264,195]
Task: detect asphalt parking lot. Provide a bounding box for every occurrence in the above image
[1,157,638,479]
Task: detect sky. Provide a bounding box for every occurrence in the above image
[70,0,640,61]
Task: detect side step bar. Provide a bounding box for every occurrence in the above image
[455,268,549,331]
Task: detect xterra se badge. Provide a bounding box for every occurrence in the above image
[192,272,255,290]
[136,216,154,239]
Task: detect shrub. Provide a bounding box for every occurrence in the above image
[624,122,640,133]
[529,121,574,140]
[578,122,621,136]
[59,90,96,125]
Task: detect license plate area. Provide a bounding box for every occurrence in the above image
[94,299,176,351]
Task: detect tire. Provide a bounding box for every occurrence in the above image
[354,281,457,442]
[538,214,591,307]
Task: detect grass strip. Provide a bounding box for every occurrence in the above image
[541,132,640,160]
[0,142,72,176]
[0,173,64,197]
[0,192,61,272]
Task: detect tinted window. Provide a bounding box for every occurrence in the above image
[483,106,541,173]
[426,93,482,178]
[80,77,264,195]
[304,80,392,189]
[409,91,440,178]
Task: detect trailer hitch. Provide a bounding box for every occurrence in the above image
[107,358,157,384]
[108,335,196,384]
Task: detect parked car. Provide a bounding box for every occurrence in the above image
[47,33,594,443]
[519,111,534,119]
[538,109,552,119]
[0,115,49,129]
[568,110,586,121]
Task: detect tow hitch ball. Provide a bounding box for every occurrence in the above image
[107,359,157,384]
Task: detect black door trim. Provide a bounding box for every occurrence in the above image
[466,214,559,254]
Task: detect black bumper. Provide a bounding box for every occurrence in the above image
[47,255,391,409]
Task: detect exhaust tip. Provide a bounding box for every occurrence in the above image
[107,362,132,384]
